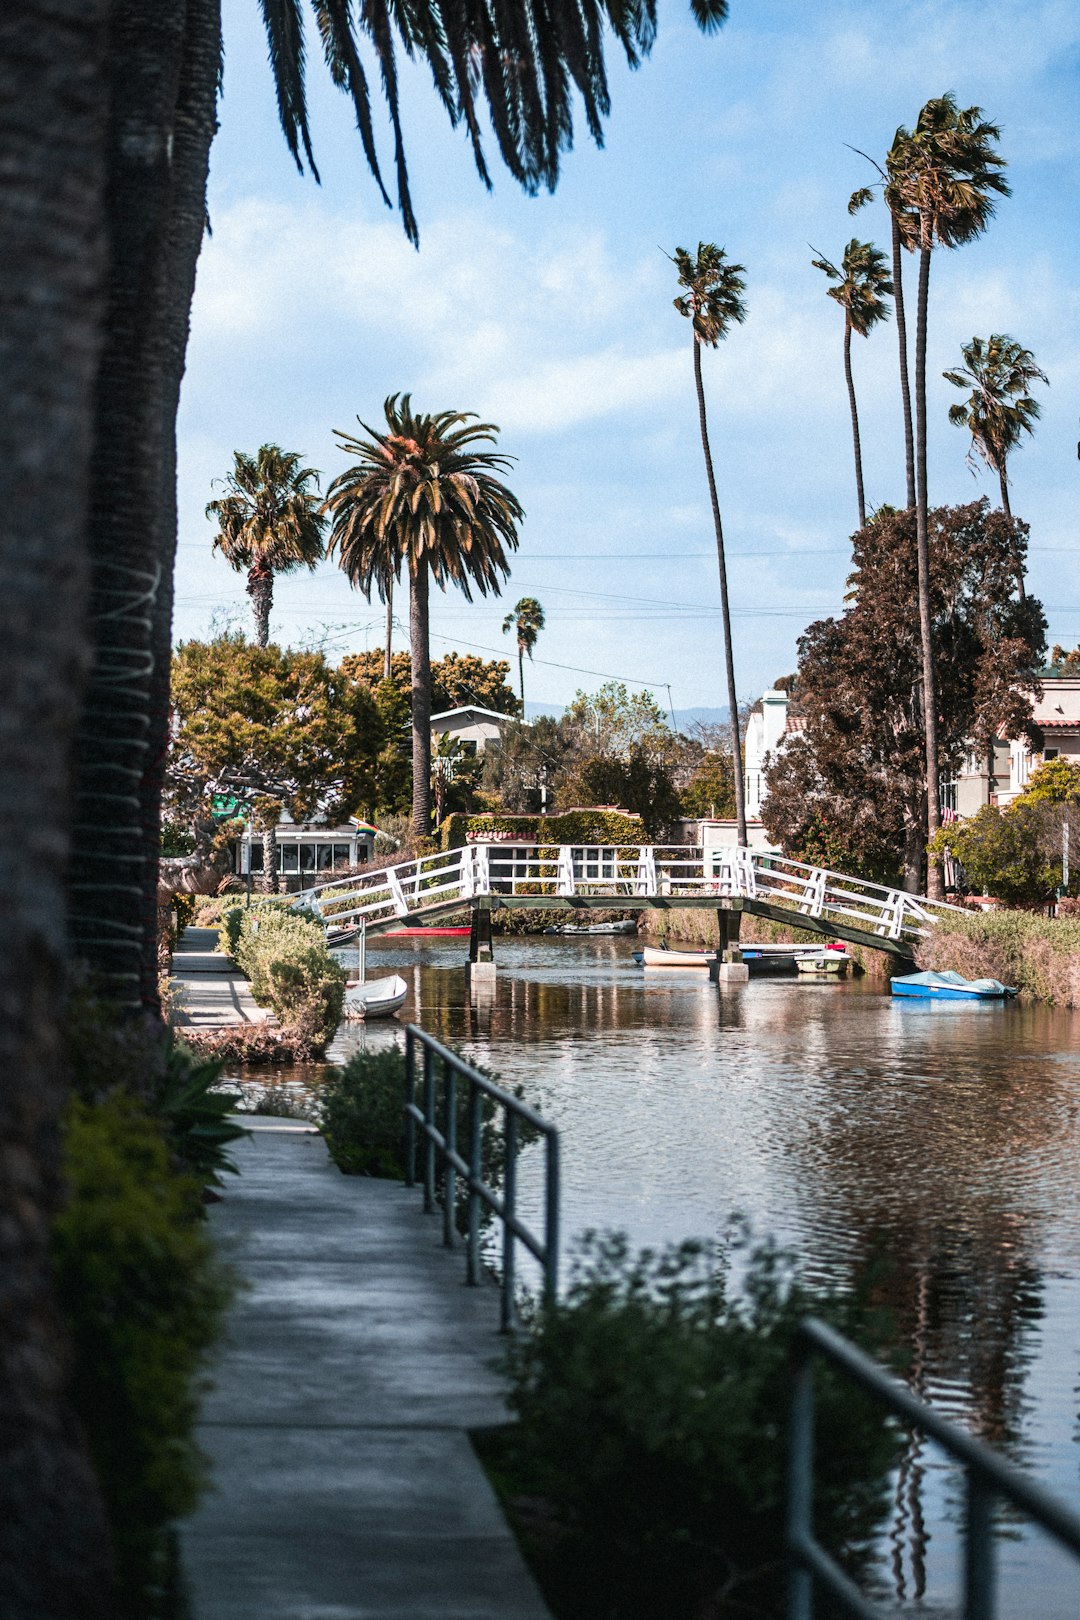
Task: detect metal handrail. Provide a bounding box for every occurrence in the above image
[787,1316,1080,1620]
[403,1025,560,1330]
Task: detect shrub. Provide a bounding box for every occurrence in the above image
[318,1046,539,1228]
[231,906,345,1052]
[917,909,1080,1005]
[179,1026,321,1065]
[153,1037,247,1186]
[484,1232,897,1620]
[53,1095,232,1618]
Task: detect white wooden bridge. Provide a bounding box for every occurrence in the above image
[298,844,962,959]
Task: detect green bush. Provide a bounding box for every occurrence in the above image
[232,906,345,1051]
[153,1036,247,1186]
[485,1232,897,1620]
[916,907,1080,1005]
[53,1095,232,1618]
[319,1046,539,1229]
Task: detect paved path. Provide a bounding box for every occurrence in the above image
[181,1122,552,1620]
[171,926,270,1030]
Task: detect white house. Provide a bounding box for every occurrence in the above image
[232,816,378,887]
[429,705,517,754]
[998,673,1080,803]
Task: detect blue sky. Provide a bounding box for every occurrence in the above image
[175,0,1080,713]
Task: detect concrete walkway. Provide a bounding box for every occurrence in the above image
[181,1123,552,1619]
[171,926,270,1030]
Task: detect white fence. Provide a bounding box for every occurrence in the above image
[296,844,962,946]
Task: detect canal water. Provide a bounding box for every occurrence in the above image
[328,933,1080,1616]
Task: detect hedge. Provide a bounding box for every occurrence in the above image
[441,809,646,850]
[230,905,346,1053]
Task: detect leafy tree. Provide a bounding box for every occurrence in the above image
[206,445,326,646]
[573,749,682,839]
[929,802,1075,907]
[481,717,578,813]
[761,501,1045,892]
[341,648,519,716]
[563,682,672,761]
[811,239,893,528]
[672,242,749,844]
[326,396,524,836]
[502,597,546,708]
[888,96,1010,895]
[167,636,381,890]
[944,334,1047,593]
[1049,644,1080,675]
[679,749,737,820]
[1016,757,1080,805]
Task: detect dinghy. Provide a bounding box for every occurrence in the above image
[891,970,1016,1001]
[545,919,637,936]
[795,952,850,976]
[343,974,409,1019]
[641,944,715,968]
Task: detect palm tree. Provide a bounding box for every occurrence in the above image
[889,96,1009,897]
[325,396,524,835]
[206,445,326,646]
[502,598,546,709]
[672,243,749,846]
[944,333,1046,595]
[849,140,918,509]
[811,239,893,528]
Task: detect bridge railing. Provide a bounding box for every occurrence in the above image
[301,849,467,936]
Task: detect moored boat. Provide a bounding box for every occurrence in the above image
[795,952,850,976]
[642,944,714,968]
[891,970,1016,1001]
[545,920,638,936]
[342,973,409,1019]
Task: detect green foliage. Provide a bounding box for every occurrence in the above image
[341,648,521,718]
[155,1037,247,1186]
[218,895,295,957]
[929,799,1080,906]
[441,808,647,850]
[161,818,196,856]
[572,747,682,839]
[679,749,736,820]
[53,1095,232,1617]
[1016,756,1080,804]
[234,907,346,1052]
[489,1231,896,1620]
[319,1045,538,1230]
[171,892,197,934]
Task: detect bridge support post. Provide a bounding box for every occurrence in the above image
[466,899,496,985]
[716,908,748,985]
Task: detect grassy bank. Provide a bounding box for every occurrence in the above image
[640,907,892,978]
[916,910,1080,1006]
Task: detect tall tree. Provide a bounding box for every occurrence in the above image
[761,501,1044,892]
[0,2,116,1606]
[811,239,893,528]
[502,597,546,708]
[888,96,1009,898]
[672,242,749,845]
[206,445,326,646]
[943,333,1046,594]
[326,396,523,835]
[848,137,920,510]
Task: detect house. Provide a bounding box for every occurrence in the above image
[231,816,378,890]
[429,705,517,754]
[997,672,1080,804]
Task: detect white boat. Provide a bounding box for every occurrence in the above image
[795,952,850,976]
[642,944,714,968]
[343,974,408,1020]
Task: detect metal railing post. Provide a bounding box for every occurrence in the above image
[544,1130,560,1302]
[787,1348,815,1620]
[422,1046,436,1214]
[466,1081,483,1285]
[965,1470,997,1620]
[404,1028,416,1187]
[501,1111,518,1332]
[443,1058,456,1249]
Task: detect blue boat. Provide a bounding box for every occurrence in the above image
[891,969,1017,1001]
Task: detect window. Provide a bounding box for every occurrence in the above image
[279,845,299,873]
[939,776,958,814]
[489,844,534,893]
[299,844,316,872]
[1045,748,1059,762]
[249,844,264,872]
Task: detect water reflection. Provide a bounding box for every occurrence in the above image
[337,933,1080,1614]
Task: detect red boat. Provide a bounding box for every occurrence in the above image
[384,925,471,937]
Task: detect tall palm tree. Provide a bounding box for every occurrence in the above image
[206,445,326,646]
[325,396,524,835]
[811,239,893,528]
[672,243,749,846]
[502,597,546,709]
[944,333,1046,595]
[889,96,1009,897]
[848,139,919,509]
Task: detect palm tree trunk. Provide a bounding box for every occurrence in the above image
[138,0,221,1008]
[997,465,1026,601]
[892,215,917,511]
[914,241,943,900]
[68,0,189,1009]
[384,578,393,680]
[261,818,279,894]
[0,2,115,1606]
[410,559,433,836]
[844,317,866,530]
[519,644,526,709]
[248,561,273,646]
[692,339,747,845]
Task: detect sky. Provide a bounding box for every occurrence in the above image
[174,0,1080,716]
